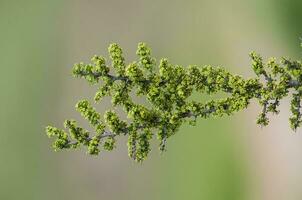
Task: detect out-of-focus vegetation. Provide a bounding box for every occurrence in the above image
[0,0,301,200]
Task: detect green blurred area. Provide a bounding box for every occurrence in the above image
[0,0,301,199]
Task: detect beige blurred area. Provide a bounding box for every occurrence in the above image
[1,0,302,200]
[58,1,302,200]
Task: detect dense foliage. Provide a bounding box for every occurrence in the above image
[46,42,302,162]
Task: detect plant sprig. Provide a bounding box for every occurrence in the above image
[46,42,302,162]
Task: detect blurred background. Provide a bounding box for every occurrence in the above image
[1,0,302,199]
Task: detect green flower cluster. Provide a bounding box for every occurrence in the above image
[46,42,302,162]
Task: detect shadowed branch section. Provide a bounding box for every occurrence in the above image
[46,42,302,162]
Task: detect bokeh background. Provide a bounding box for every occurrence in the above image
[1,0,302,199]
